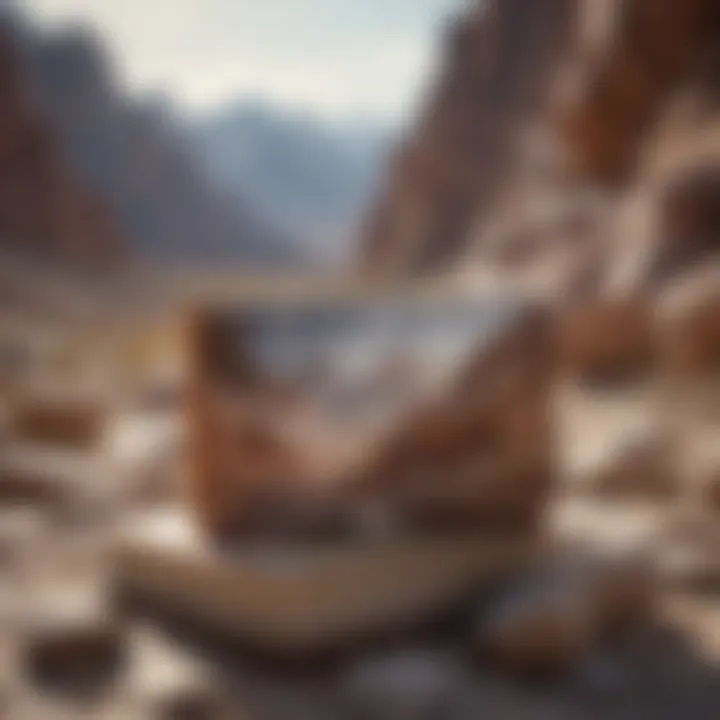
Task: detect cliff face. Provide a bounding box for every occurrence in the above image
[23,29,300,267]
[0,17,120,265]
[364,0,578,275]
[363,0,720,286]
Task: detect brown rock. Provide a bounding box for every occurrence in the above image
[478,551,655,676]
[658,280,720,386]
[352,306,555,533]
[702,469,720,512]
[11,394,105,448]
[362,0,719,279]
[22,608,126,693]
[363,0,579,275]
[557,297,656,386]
[588,436,679,501]
[188,296,554,540]
[649,163,720,282]
[0,465,67,509]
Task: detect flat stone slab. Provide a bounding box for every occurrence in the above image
[113,509,536,656]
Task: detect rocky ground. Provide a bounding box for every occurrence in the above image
[0,352,719,720]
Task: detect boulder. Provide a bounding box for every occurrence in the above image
[477,551,655,676]
[113,508,533,659]
[21,598,126,693]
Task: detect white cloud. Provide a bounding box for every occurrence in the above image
[22,0,459,121]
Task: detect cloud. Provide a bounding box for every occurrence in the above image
[24,0,460,120]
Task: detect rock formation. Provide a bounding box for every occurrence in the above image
[22,27,300,267]
[363,0,720,287]
[364,0,578,275]
[0,15,120,265]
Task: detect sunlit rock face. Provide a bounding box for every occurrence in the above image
[363,0,579,276]
[362,0,720,290]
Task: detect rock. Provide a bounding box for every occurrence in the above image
[478,568,597,676]
[0,20,121,265]
[477,551,655,676]
[657,275,720,387]
[657,511,720,591]
[0,508,46,571]
[114,508,532,659]
[339,651,465,720]
[0,465,68,509]
[649,162,720,282]
[21,595,126,693]
[188,296,552,540]
[557,297,657,386]
[587,436,679,501]
[702,469,720,512]
[124,627,233,720]
[26,26,294,267]
[362,0,579,275]
[351,306,555,533]
[11,393,105,448]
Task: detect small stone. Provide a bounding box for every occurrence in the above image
[22,596,126,694]
[0,466,67,509]
[11,394,105,449]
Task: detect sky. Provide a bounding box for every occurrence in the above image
[22,0,466,122]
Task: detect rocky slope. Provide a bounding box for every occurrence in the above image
[363,0,720,289]
[191,101,388,264]
[0,14,120,266]
[364,0,578,275]
[22,26,303,268]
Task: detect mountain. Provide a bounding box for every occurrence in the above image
[363,0,578,275]
[16,21,302,268]
[190,101,389,264]
[362,0,720,293]
[0,12,120,266]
